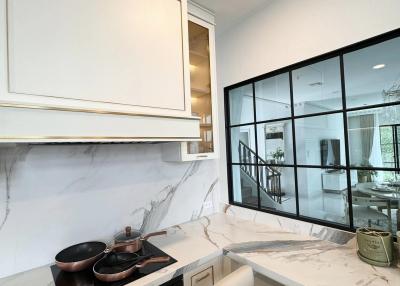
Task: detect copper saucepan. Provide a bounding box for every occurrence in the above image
[55,240,138,272]
[93,253,170,282]
[113,226,167,253]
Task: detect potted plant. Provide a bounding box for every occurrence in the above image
[357,227,393,267]
[357,162,377,183]
[270,147,284,164]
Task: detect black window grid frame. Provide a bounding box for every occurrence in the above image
[379,124,400,171]
[224,27,400,233]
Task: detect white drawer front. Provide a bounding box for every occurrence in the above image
[191,266,214,286]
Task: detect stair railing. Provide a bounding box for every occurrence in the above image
[238,140,282,204]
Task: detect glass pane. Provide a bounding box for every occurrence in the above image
[293,57,342,115]
[187,21,214,154]
[350,169,399,235]
[256,120,293,164]
[348,106,400,168]
[295,113,345,166]
[230,125,256,164]
[379,126,395,168]
[298,167,349,225]
[344,37,400,109]
[255,73,291,121]
[231,164,258,207]
[259,166,296,214]
[229,84,254,125]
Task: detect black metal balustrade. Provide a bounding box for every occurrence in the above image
[238,141,282,204]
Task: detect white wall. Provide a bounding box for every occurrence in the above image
[217,0,400,203]
[295,113,344,198]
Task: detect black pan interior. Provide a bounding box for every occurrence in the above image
[93,253,148,274]
[56,241,106,263]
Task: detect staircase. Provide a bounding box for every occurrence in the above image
[239,141,283,204]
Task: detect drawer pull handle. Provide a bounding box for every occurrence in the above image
[197,155,208,158]
[195,272,210,283]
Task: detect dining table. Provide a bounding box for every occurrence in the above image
[356,182,400,232]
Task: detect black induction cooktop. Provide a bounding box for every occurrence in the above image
[51,241,177,286]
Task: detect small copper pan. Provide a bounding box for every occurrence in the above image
[113,226,167,253]
[93,255,170,282]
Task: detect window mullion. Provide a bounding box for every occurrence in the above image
[340,54,354,229]
[289,71,300,217]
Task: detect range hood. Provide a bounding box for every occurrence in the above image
[0,102,200,143]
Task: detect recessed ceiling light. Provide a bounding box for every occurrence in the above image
[373,64,385,70]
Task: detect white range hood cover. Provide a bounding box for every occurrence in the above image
[0,102,200,143]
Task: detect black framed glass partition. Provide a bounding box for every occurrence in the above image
[225,28,400,235]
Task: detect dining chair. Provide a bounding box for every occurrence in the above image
[343,189,392,233]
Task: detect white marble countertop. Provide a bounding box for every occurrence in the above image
[0,213,399,286]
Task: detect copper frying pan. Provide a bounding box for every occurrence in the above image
[93,252,170,282]
[55,241,137,272]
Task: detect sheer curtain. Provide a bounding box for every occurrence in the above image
[348,113,381,166]
[360,114,375,166]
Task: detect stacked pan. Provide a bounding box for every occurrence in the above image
[55,227,168,282]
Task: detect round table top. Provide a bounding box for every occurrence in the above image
[356,182,400,200]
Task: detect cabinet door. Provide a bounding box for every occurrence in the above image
[185,15,218,159]
[161,13,218,161]
[1,0,190,116]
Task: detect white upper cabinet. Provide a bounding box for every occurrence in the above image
[162,2,219,161]
[0,0,199,142]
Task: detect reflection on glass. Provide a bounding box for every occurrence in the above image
[350,170,399,235]
[295,113,345,166]
[256,120,293,164]
[230,125,256,164]
[187,21,213,154]
[229,84,254,125]
[348,106,400,168]
[293,57,342,115]
[344,37,400,109]
[227,33,400,232]
[298,167,349,225]
[259,166,296,214]
[232,164,258,207]
[255,73,291,121]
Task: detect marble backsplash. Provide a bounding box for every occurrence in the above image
[0,144,219,278]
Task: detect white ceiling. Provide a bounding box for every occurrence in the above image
[193,1,400,111]
[192,0,274,35]
[247,37,400,109]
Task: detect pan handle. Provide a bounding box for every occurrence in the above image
[135,256,170,268]
[141,231,167,241]
[105,241,139,253]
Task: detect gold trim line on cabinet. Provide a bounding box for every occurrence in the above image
[0,136,201,140]
[0,102,200,120]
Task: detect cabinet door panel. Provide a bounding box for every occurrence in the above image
[7,0,185,111]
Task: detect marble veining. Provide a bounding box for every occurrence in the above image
[222,203,356,246]
[191,178,219,220]
[136,161,201,233]
[0,144,219,278]
[0,213,399,286]
[200,216,219,248]
[224,240,334,254]
[0,145,32,232]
